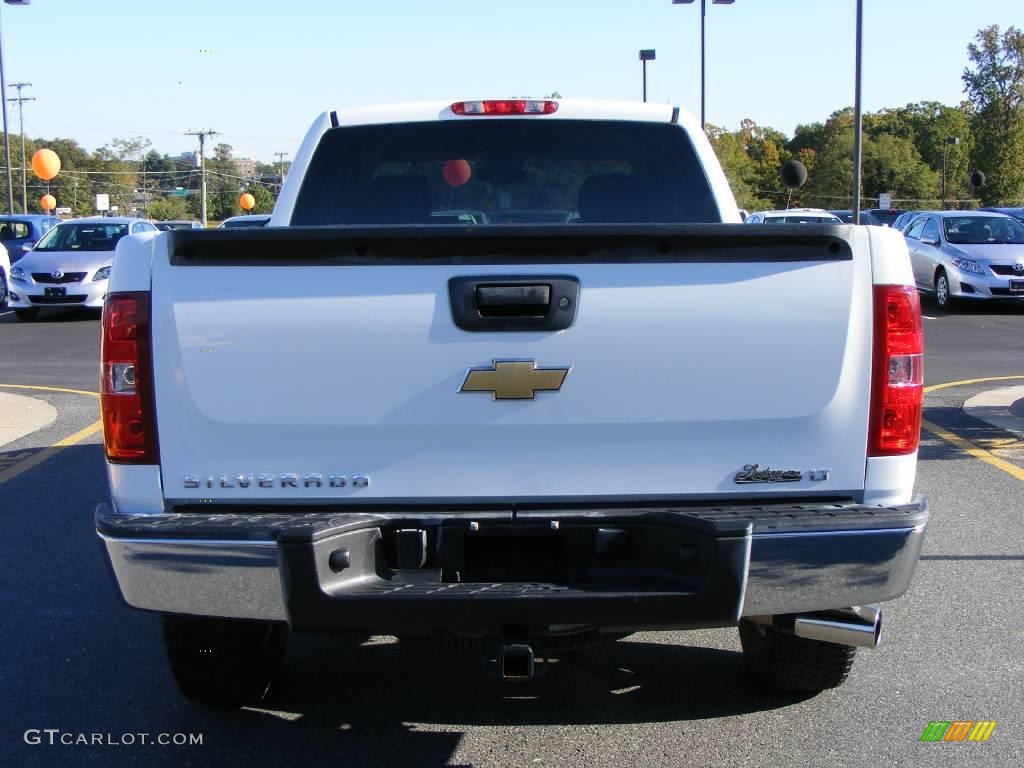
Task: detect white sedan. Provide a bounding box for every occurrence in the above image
[6,217,158,321]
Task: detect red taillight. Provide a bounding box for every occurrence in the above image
[868,285,924,456]
[101,292,158,463]
[451,100,559,116]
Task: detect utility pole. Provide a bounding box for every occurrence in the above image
[8,80,32,212]
[274,151,288,185]
[186,128,218,226]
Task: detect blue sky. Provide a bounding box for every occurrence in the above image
[5,0,1021,162]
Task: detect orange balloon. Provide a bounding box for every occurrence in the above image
[442,159,471,187]
[239,192,255,211]
[40,193,56,211]
[32,149,61,181]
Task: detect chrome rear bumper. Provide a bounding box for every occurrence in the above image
[97,499,927,630]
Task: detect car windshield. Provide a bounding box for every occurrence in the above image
[34,223,129,251]
[765,215,838,224]
[943,216,1024,245]
[292,119,720,225]
[222,217,269,228]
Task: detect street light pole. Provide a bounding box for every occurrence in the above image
[639,49,656,102]
[672,0,734,130]
[852,0,864,222]
[941,137,960,211]
[0,0,29,216]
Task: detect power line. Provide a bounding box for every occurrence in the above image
[274,151,288,185]
[8,81,33,212]
[185,129,218,227]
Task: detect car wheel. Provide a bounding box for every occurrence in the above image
[14,308,39,321]
[738,619,857,693]
[934,269,955,310]
[0,273,7,309]
[162,616,288,707]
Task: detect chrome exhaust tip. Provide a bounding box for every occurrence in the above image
[793,605,882,649]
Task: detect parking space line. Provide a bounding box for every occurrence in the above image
[0,419,103,485]
[924,375,1024,394]
[0,384,103,485]
[0,383,99,398]
[921,376,1024,483]
[920,419,1024,482]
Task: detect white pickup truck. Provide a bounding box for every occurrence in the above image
[96,99,927,706]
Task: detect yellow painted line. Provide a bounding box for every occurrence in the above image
[920,419,1024,482]
[0,383,99,398]
[924,375,1024,394]
[0,420,103,485]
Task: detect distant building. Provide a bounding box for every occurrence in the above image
[234,158,256,179]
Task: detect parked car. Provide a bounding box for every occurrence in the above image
[744,208,843,224]
[5,217,158,320]
[0,241,10,308]
[219,214,271,228]
[868,209,908,227]
[0,213,62,263]
[155,220,203,231]
[891,211,925,232]
[828,210,883,225]
[978,207,1024,224]
[902,211,1024,309]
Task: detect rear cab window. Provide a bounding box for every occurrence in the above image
[292,120,721,227]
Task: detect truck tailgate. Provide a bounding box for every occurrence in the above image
[151,226,872,503]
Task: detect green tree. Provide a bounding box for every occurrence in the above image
[706,124,761,210]
[962,25,1024,204]
[147,196,189,221]
[207,142,242,221]
[246,184,275,214]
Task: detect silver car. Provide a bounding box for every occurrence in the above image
[903,211,1024,310]
[6,217,158,321]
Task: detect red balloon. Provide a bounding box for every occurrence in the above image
[442,159,471,187]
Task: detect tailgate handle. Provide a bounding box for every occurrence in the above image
[449,275,579,333]
[476,284,551,316]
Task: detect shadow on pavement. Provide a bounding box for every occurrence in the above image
[145,635,808,767]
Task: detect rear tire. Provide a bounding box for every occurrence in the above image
[738,619,857,693]
[14,308,39,321]
[0,273,7,309]
[162,616,288,707]
[934,269,955,311]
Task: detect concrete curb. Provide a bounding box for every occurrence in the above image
[0,392,59,449]
[963,385,1024,440]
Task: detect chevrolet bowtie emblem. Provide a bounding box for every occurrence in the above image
[460,360,570,400]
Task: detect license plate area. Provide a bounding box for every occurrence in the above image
[1010,280,1024,293]
[462,534,568,582]
[45,286,66,297]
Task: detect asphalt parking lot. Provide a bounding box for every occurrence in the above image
[1,301,1022,767]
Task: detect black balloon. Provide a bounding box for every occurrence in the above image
[780,159,808,189]
[970,170,985,188]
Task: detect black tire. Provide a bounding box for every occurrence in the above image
[162,616,288,707]
[934,269,955,311]
[738,619,857,693]
[0,273,7,309]
[14,308,39,321]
